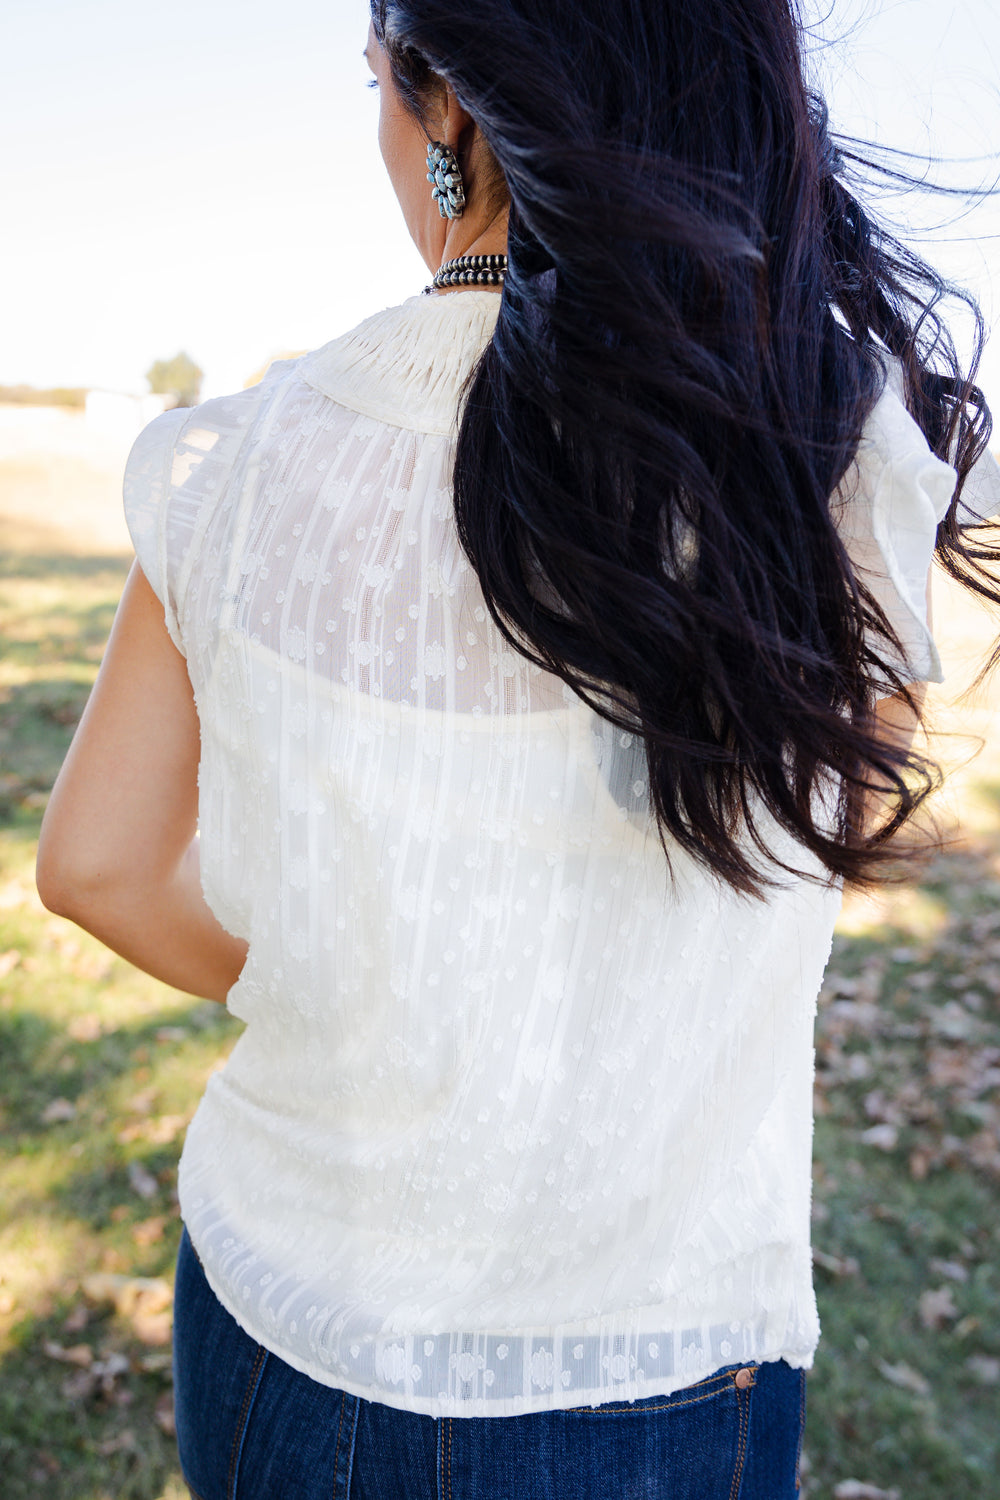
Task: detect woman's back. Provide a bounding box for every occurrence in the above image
[36,0,1000,1488]
[122,288,954,1416]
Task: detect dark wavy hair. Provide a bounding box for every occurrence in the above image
[371,0,998,894]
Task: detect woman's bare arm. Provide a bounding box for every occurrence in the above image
[36,563,247,1003]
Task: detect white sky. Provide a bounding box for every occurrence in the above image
[1,0,998,406]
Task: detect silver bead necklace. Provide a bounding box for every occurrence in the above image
[425,254,507,294]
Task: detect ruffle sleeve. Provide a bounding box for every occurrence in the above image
[833,388,957,692]
[122,376,287,654]
[958,444,1000,527]
[122,406,190,649]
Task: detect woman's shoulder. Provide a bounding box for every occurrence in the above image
[299,290,502,436]
[121,368,294,634]
[126,289,503,485]
[124,360,294,485]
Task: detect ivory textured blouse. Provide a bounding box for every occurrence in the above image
[124,290,955,1417]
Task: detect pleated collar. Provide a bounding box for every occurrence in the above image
[300,291,502,437]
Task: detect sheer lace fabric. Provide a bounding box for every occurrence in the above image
[124,290,953,1416]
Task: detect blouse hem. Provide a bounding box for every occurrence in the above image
[185,1224,819,1420]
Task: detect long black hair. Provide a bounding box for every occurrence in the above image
[371,0,998,894]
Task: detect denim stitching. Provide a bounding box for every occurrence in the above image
[565,1366,742,1415]
[446,1416,453,1500]
[571,1368,724,1404]
[565,1386,736,1418]
[340,1397,360,1500]
[226,1344,269,1500]
[330,1391,347,1500]
[435,1417,454,1500]
[727,1372,754,1500]
[727,1387,745,1500]
[794,1370,807,1492]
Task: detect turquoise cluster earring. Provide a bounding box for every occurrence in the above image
[426,142,466,219]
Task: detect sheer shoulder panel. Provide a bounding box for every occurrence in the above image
[122,368,295,652]
[833,387,956,690]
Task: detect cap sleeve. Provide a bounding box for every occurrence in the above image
[833,388,956,693]
[122,406,192,650]
[122,382,277,654]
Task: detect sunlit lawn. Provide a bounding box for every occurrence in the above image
[0,416,998,1498]
[0,498,243,1497]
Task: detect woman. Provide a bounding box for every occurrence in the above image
[36,1,999,1496]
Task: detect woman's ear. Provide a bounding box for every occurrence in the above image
[436,81,507,221]
[416,73,474,166]
[435,80,475,152]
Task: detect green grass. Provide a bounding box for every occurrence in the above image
[806,851,1000,1495]
[1,525,998,1496]
[0,533,241,1498]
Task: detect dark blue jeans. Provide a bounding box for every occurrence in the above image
[173,1228,806,1500]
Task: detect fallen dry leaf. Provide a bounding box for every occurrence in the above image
[82,1273,173,1346]
[155,1026,188,1044]
[130,1215,167,1247]
[965,1129,1000,1174]
[133,1310,172,1346]
[28,1450,61,1480]
[0,949,21,979]
[863,1090,904,1126]
[96,1430,136,1457]
[154,1392,176,1436]
[70,952,114,983]
[860,1123,898,1151]
[43,1340,93,1367]
[147,1113,187,1144]
[925,1003,982,1042]
[61,1350,134,1403]
[61,1368,97,1401]
[965,1354,1000,1385]
[96,1351,131,1381]
[62,1304,89,1334]
[127,1161,159,1200]
[82,1273,171,1315]
[877,1360,930,1396]
[0,880,32,910]
[67,1012,102,1043]
[812,1248,859,1277]
[906,970,937,993]
[833,1484,900,1500]
[821,972,857,998]
[117,1113,188,1147]
[40,1097,77,1124]
[919,1285,959,1329]
[928,1257,969,1284]
[907,1147,931,1179]
[125,1088,158,1117]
